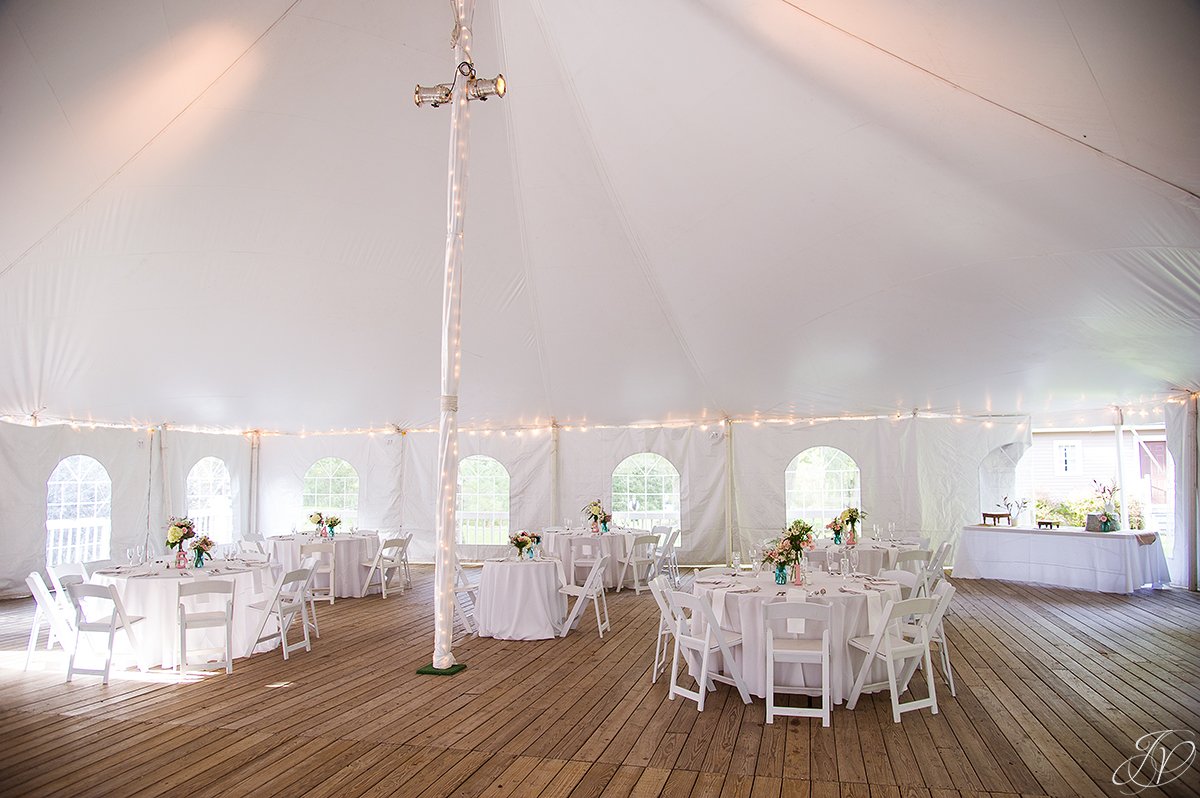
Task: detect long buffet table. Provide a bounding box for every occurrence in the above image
[952,524,1170,594]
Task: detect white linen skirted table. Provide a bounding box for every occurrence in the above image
[952,524,1170,593]
[803,537,927,575]
[690,571,904,703]
[475,559,567,640]
[91,561,280,669]
[267,533,380,598]
[541,529,635,588]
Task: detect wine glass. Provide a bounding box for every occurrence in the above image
[135,544,145,564]
[731,551,742,571]
[125,546,134,565]
[848,547,860,576]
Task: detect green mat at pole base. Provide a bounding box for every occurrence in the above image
[417,662,466,676]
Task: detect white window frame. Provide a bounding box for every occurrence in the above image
[785,446,861,531]
[1053,440,1082,475]
[46,455,112,567]
[302,457,360,527]
[456,455,510,546]
[611,453,681,536]
[186,456,234,544]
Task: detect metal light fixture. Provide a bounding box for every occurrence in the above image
[414,83,453,107]
[414,61,505,108]
[467,73,505,101]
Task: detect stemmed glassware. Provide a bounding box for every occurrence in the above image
[125,546,135,565]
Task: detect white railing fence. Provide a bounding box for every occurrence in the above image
[457,511,510,546]
[46,517,111,566]
[612,511,681,538]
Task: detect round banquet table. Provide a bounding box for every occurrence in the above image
[91,560,280,669]
[541,530,635,588]
[475,559,567,640]
[267,533,380,598]
[690,570,904,704]
[803,537,927,576]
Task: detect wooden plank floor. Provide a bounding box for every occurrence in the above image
[0,569,1197,798]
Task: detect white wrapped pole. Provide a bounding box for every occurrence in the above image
[432,0,475,671]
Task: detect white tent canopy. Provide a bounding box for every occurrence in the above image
[2,0,1197,432]
[0,1,1198,596]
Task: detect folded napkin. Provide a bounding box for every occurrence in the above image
[710,587,732,626]
[1136,533,1158,546]
[785,589,806,633]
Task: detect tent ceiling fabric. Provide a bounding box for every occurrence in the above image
[1,0,1197,432]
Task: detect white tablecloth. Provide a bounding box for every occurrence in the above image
[92,561,279,669]
[691,571,903,703]
[952,525,1170,593]
[541,530,634,588]
[475,559,567,640]
[267,533,379,598]
[805,538,926,575]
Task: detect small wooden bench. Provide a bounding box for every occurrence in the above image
[1037,520,1061,530]
[981,512,1011,526]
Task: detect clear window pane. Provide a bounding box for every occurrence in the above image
[611,453,681,539]
[186,456,234,545]
[45,455,112,566]
[302,457,360,528]
[456,456,510,545]
[785,446,862,531]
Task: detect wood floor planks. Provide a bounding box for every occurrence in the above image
[0,568,1197,798]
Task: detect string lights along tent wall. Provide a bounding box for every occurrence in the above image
[0,2,1198,591]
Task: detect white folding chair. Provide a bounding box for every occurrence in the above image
[48,562,89,616]
[878,568,919,600]
[178,579,235,674]
[617,534,659,594]
[666,590,752,711]
[928,582,957,696]
[560,555,611,638]
[65,582,146,684]
[299,542,335,639]
[846,596,940,723]
[569,537,603,587]
[453,563,479,635]
[647,576,676,683]
[25,572,75,668]
[250,567,315,660]
[237,540,267,557]
[764,601,832,726]
[922,542,952,596]
[360,536,411,598]
[653,527,682,588]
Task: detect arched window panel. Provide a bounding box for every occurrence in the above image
[785,446,861,531]
[46,455,112,566]
[612,453,681,535]
[456,455,511,546]
[187,456,234,544]
[302,457,360,527]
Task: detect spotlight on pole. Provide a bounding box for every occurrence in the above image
[414,84,453,107]
[467,74,505,101]
[414,61,506,109]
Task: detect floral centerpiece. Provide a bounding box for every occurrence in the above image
[325,515,341,537]
[763,519,815,583]
[582,499,612,533]
[825,516,845,545]
[509,530,542,558]
[166,516,196,551]
[828,507,866,545]
[190,535,215,568]
[309,511,324,532]
[1093,480,1120,531]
